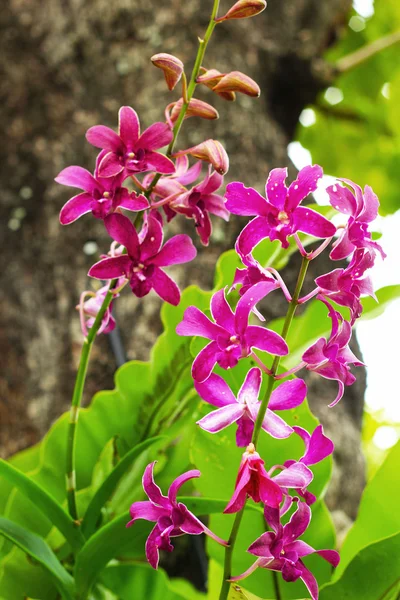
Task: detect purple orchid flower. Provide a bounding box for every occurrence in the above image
[231,500,339,600]
[224,444,313,513]
[316,248,377,323]
[225,165,336,255]
[78,277,126,337]
[88,213,196,305]
[86,106,175,178]
[56,153,149,225]
[127,462,227,569]
[327,178,386,261]
[284,425,334,504]
[194,368,307,446]
[176,282,288,382]
[302,298,364,406]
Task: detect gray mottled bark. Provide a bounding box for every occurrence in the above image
[0,0,362,520]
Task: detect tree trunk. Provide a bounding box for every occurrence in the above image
[0,0,361,520]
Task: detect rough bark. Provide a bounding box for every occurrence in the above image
[0,0,362,519]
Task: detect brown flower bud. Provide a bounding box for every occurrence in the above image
[197,68,236,101]
[151,53,184,91]
[216,0,267,22]
[213,71,260,97]
[169,98,219,123]
[174,140,229,175]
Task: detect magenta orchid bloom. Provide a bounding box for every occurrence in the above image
[56,159,149,225]
[327,178,386,261]
[127,462,227,569]
[176,283,288,382]
[88,213,196,305]
[224,444,313,513]
[231,500,339,600]
[195,368,307,446]
[86,106,175,178]
[302,299,364,406]
[316,248,376,323]
[284,425,334,504]
[225,165,336,255]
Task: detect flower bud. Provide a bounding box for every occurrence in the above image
[216,0,267,22]
[151,53,184,91]
[174,140,229,175]
[169,98,219,123]
[197,68,236,101]
[213,71,260,97]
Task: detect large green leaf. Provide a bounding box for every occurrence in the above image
[320,532,400,600]
[336,439,400,577]
[0,459,85,552]
[82,436,166,538]
[0,517,75,600]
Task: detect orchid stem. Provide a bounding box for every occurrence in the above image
[272,571,282,600]
[66,279,117,520]
[336,30,400,73]
[146,0,220,196]
[218,256,310,600]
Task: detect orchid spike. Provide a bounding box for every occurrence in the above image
[151,53,184,91]
[327,178,386,261]
[195,368,307,446]
[88,213,196,306]
[86,106,175,178]
[231,500,339,600]
[225,165,336,255]
[127,462,227,569]
[224,444,313,513]
[176,283,288,382]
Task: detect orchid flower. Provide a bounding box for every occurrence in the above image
[176,283,288,382]
[127,462,227,569]
[195,368,307,446]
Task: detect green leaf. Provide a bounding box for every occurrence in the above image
[0,517,75,600]
[82,436,166,538]
[320,532,400,600]
[0,459,85,551]
[336,439,400,577]
[74,512,151,598]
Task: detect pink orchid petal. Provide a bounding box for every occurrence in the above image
[194,373,237,408]
[302,338,327,364]
[204,194,230,221]
[151,234,197,266]
[272,462,313,489]
[265,167,288,210]
[86,125,122,152]
[299,563,319,600]
[327,183,357,216]
[140,216,164,260]
[263,505,282,534]
[88,255,132,279]
[145,150,176,174]
[246,325,289,356]
[118,192,150,212]
[259,476,284,508]
[151,267,181,305]
[104,213,140,258]
[294,425,335,465]
[283,501,311,543]
[238,367,262,405]
[197,170,223,195]
[118,106,140,146]
[138,122,173,150]
[235,281,277,334]
[287,164,323,211]
[59,192,93,225]
[197,404,245,433]
[55,166,97,193]
[268,379,307,411]
[168,470,201,503]
[176,306,227,341]
[98,152,124,178]
[330,229,355,260]
[178,507,205,535]
[211,288,235,333]
[145,524,162,569]
[359,185,379,222]
[328,380,345,407]
[293,206,336,239]
[127,500,165,524]
[192,341,219,382]
[237,215,272,256]
[248,531,276,558]
[142,462,170,509]
[225,182,269,216]
[262,409,293,439]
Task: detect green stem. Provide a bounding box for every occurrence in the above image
[218,256,310,600]
[146,0,220,195]
[66,281,117,520]
[218,508,245,600]
[272,572,282,600]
